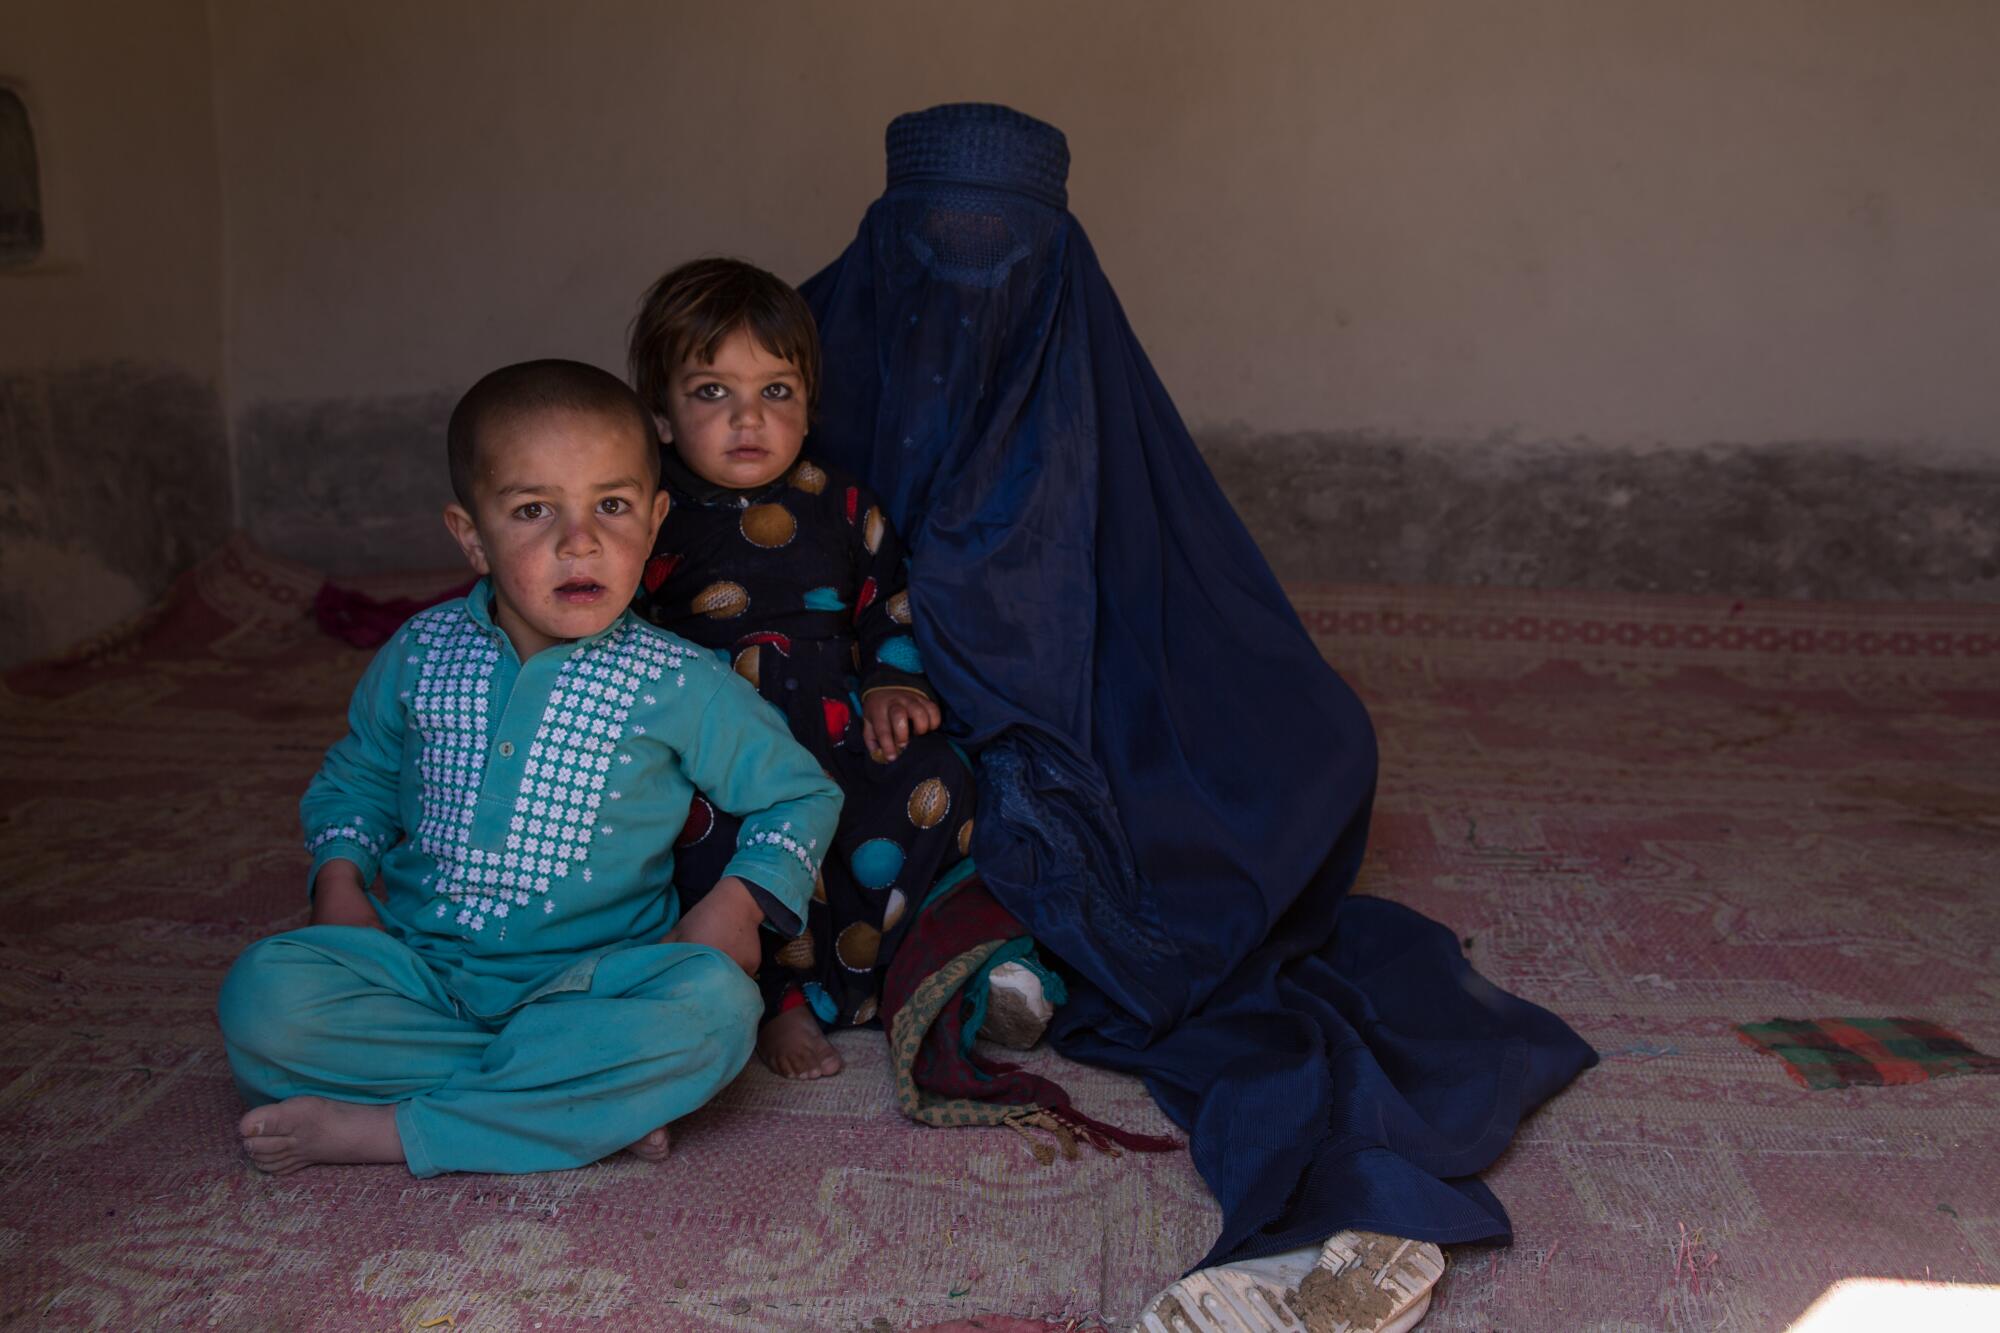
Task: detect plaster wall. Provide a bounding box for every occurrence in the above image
[5,1,1993,612]
[206,0,2000,590]
[0,0,230,667]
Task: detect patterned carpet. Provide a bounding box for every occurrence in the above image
[1,538,1995,1331]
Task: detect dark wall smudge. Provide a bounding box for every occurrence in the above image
[237,389,463,577]
[1202,429,2000,603]
[1,362,231,668]
[233,393,2000,604]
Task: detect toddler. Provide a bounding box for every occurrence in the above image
[628,258,974,1080]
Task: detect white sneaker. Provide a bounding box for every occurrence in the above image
[1133,1230,1444,1333]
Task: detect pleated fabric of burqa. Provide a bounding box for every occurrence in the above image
[801,103,1596,1266]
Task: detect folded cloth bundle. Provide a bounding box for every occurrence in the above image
[1735,1016,2000,1090]
[879,871,1181,1162]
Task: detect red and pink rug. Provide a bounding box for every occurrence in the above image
[2,538,1995,1329]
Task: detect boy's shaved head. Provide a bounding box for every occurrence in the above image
[447,359,656,508]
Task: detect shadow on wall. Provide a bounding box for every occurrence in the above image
[1204,430,2000,603]
[0,363,231,669]
[228,386,2000,605]
[237,390,464,579]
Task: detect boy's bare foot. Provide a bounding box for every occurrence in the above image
[238,1097,403,1175]
[757,1005,844,1080]
[625,1126,671,1162]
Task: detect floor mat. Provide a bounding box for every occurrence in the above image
[2,538,1996,1330]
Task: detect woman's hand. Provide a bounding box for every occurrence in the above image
[664,876,764,975]
[310,860,385,930]
[863,687,942,763]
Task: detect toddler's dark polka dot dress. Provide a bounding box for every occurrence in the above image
[633,450,975,1028]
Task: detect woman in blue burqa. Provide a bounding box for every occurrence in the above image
[801,104,1594,1310]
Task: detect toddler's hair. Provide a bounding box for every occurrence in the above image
[447,359,656,509]
[629,258,822,419]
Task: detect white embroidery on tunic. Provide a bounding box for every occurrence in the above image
[745,826,821,875]
[307,823,385,857]
[404,609,700,935]
[408,609,498,895]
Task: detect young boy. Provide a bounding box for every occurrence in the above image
[216,359,841,1176]
[628,259,975,1081]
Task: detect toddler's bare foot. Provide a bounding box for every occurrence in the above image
[625,1126,672,1162]
[757,1005,844,1080]
[238,1096,402,1175]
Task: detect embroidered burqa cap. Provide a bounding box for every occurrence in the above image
[801,103,1595,1265]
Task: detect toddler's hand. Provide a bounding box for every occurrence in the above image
[310,860,385,930]
[863,688,942,763]
[665,876,764,975]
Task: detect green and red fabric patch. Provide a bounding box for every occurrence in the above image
[1735,1017,2000,1090]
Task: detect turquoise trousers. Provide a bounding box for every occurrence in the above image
[217,925,760,1177]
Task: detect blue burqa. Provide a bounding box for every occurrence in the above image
[801,104,1595,1267]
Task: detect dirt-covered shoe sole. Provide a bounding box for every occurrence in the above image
[1298,1231,1444,1332]
[1132,1230,1443,1333]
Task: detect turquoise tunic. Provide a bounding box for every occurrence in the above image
[218,585,842,1175]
